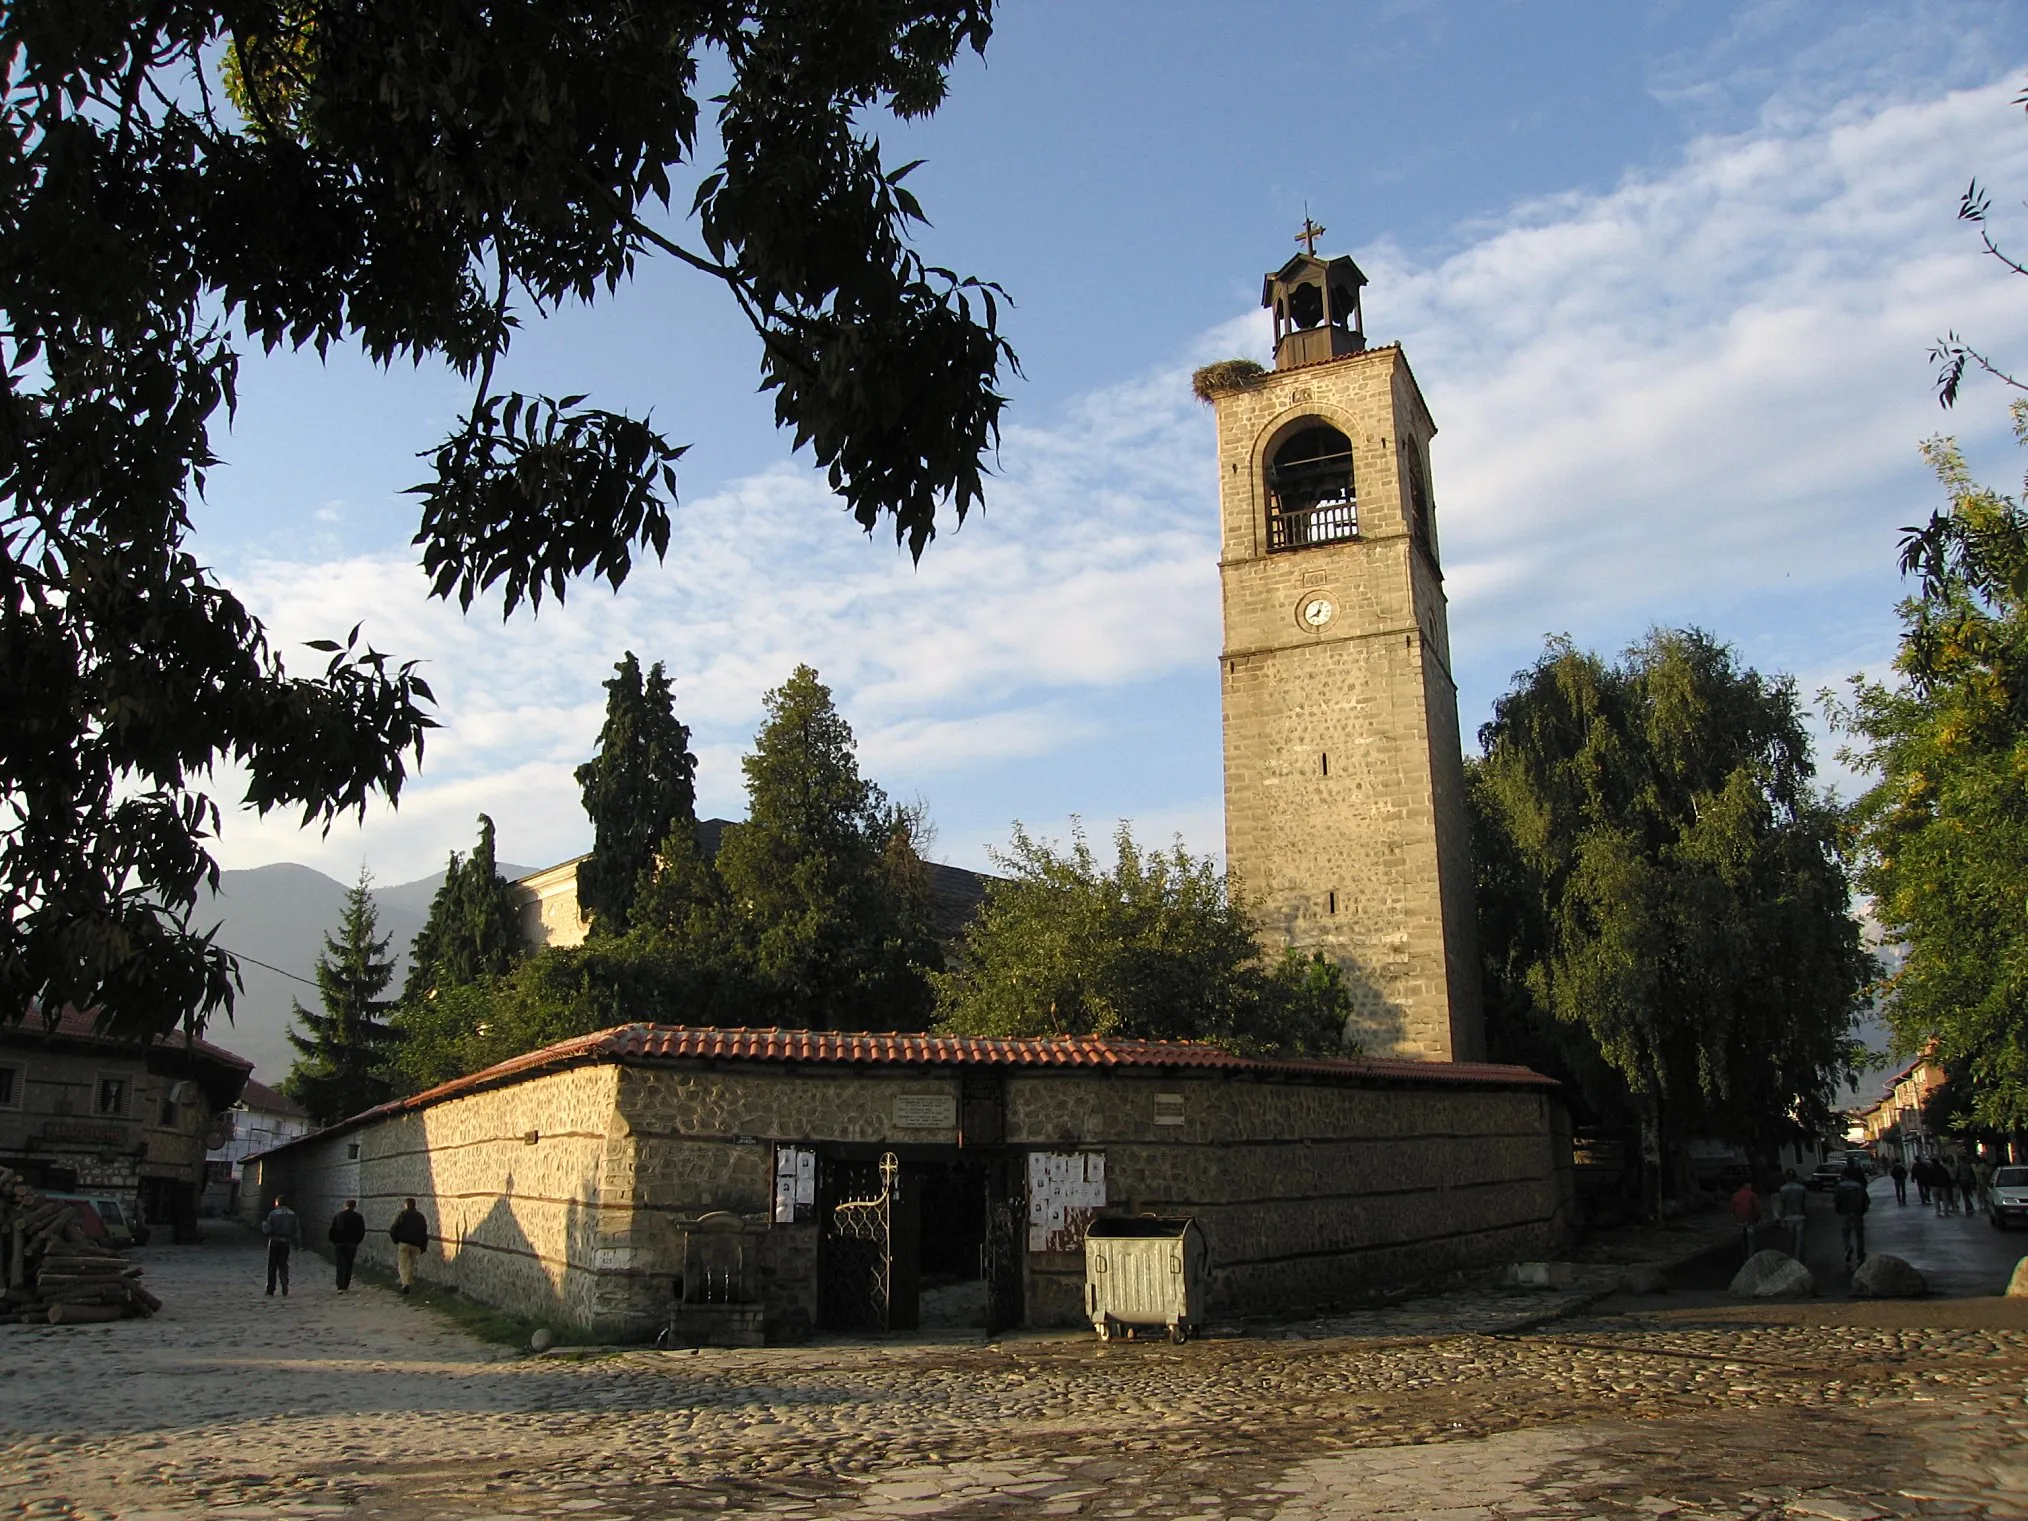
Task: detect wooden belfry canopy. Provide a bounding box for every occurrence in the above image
[1264,218,1367,370]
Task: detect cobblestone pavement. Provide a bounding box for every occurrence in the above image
[3,1231,2026,1521]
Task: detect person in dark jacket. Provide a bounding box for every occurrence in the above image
[389,1198,429,1294]
[1913,1156,1933,1206]
[328,1199,367,1291]
[1833,1163,1870,1267]
[1889,1157,1908,1205]
[261,1196,302,1296]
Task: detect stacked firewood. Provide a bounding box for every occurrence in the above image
[0,1166,160,1325]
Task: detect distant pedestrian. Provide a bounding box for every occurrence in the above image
[1955,1156,1978,1218]
[1913,1157,1933,1206]
[389,1197,429,1294]
[1889,1157,1908,1205]
[328,1199,366,1291]
[1777,1170,1809,1258]
[262,1196,302,1296]
[1730,1178,1763,1256]
[1936,1159,1958,1217]
[1833,1163,1870,1267]
[1972,1156,1993,1215]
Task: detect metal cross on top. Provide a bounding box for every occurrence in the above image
[1295,214,1327,255]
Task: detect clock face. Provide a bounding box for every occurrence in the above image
[1300,595,1335,629]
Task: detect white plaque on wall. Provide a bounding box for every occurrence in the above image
[895,1093,957,1129]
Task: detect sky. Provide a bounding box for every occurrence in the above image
[194,0,2028,885]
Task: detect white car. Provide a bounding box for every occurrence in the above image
[1991,1166,2028,1230]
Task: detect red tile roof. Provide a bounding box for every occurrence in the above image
[11,1004,255,1072]
[246,1023,1555,1161]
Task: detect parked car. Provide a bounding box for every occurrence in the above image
[1990,1166,2028,1230]
[43,1192,147,1248]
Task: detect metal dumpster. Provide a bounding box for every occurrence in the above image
[1083,1216,1209,1342]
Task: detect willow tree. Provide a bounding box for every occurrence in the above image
[1472,631,1869,1195]
[1839,421,2028,1132]
[0,1,1012,1046]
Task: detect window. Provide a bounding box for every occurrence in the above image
[0,1066,17,1108]
[95,1075,130,1116]
[1404,443,1437,560]
[1267,425,1357,551]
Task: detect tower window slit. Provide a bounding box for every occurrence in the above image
[1328,890,1337,915]
[1321,752,1329,776]
[1267,424,1357,551]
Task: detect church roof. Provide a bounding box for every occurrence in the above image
[245,1023,1555,1160]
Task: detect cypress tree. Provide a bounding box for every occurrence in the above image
[404,814,524,1002]
[575,654,698,935]
[284,869,401,1124]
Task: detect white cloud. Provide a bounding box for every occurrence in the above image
[1373,79,2028,656]
[208,71,2028,883]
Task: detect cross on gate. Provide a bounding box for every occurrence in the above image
[1295,213,1326,255]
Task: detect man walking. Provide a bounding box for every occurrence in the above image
[389,1197,429,1294]
[1777,1169,1810,1259]
[329,1198,366,1291]
[1833,1161,1871,1268]
[261,1195,302,1296]
[1889,1156,1908,1205]
[1730,1177,1762,1258]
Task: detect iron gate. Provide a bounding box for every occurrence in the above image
[821,1152,897,1331]
[981,1190,1024,1335]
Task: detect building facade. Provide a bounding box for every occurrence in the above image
[245,1025,1573,1341]
[203,1078,315,1215]
[1,1009,252,1239]
[1211,250,1483,1062]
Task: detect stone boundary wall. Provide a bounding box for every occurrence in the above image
[1005,1071,1571,1324]
[243,1065,626,1330]
[243,1056,1571,1339]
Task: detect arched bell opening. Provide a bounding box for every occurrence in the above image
[1266,423,1357,551]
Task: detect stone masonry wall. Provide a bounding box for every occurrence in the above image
[244,1058,1571,1339]
[612,1066,976,1342]
[245,1065,630,1333]
[1213,345,1481,1062]
[1006,1070,1570,1325]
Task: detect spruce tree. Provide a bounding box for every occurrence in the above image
[284,869,401,1124]
[575,654,699,935]
[714,665,938,1029]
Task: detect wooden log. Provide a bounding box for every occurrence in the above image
[130,1283,162,1313]
[48,1302,123,1324]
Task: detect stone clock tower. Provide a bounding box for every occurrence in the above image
[1211,233,1484,1062]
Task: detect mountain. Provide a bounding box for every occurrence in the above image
[193,860,529,1085]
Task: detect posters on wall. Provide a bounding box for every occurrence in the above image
[773,1144,817,1224]
[1027,1150,1106,1253]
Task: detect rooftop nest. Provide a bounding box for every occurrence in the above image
[1191,358,1267,404]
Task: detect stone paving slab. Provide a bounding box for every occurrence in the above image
[3,1232,2025,1521]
